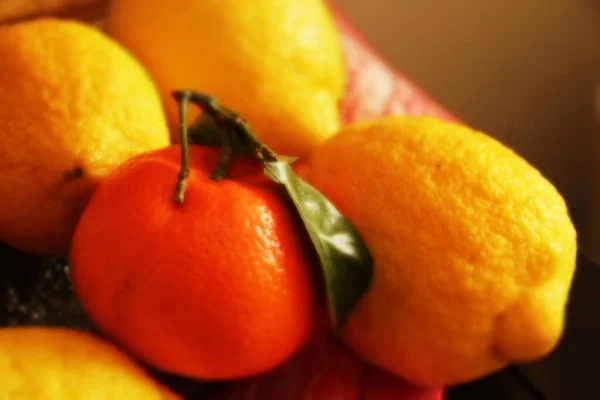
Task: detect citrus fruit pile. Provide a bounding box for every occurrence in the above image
[0,0,577,398]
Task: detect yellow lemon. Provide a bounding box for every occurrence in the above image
[106,0,347,158]
[306,116,577,387]
[0,18,170,257]
[0,327,179,399]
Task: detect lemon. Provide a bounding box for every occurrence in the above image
[306,116,577,386]
[0,18,170,257]
[0,327,178,399]
[106,0,347,158]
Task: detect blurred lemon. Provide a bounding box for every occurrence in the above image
[0,327,179,399]
[106,0,347,158]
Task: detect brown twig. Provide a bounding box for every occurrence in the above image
[0,0,107,26]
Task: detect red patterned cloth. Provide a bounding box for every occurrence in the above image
[208,323,444,399]
[335,8,459,125]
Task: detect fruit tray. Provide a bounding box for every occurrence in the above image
[0,1,457,398]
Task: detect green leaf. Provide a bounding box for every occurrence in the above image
[264,161,373,330]
[188,113,256,157]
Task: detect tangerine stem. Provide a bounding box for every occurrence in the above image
[211,129,234,180]
[174,90,191,204]
[233,118,278,163]
[172,89,279,195]
[181,91,238,180]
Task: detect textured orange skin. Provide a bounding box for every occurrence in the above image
[70,145,319,380]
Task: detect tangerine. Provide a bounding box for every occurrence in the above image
[70,144,319,380]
